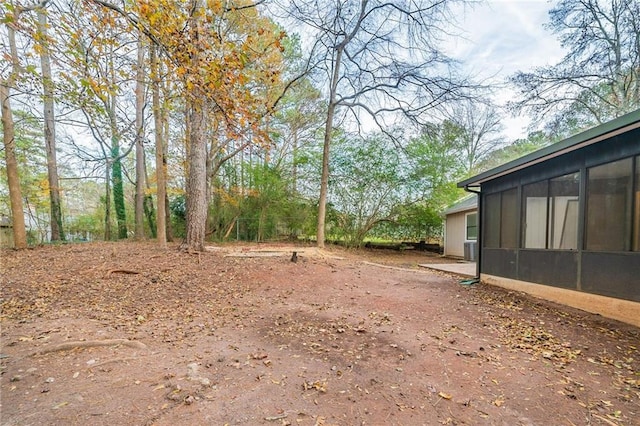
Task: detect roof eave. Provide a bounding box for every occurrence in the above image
[444,205,477,215]
[458,110,640,188]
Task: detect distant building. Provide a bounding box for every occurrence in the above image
[458,110,640,327]
[443,196,477,260]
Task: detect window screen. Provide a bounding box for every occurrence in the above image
[501,188,518,248]
[484,193,500,248]
[634,156,640,251]
[522,181,548,248]
[549,172,580,249]
[586,158,633,251]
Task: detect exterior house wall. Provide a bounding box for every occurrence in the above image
[444,212,466,257]
[443,196,477,259]
[459,111,640,327]
[479,130,640,303]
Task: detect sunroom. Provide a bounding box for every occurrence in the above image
[458,111,640,327]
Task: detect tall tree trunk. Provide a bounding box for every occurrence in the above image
[1,84,27,249]
[142,151,157,238]
[162,103,173,242]
[108,42,127,240]
[151,45,166,248]
[317,46,344,249]
[143,198,157,238]
[37,9,64,242]
[182,3,209,251]
[111,138,127,239]
[104,161,112,240]
[184,95,208,251]
[258,205,267,242]
[292,127,298,193]
[161,80,173,241]
[2,13,28,249]
[134,36,146,239]
[165,194,172,242]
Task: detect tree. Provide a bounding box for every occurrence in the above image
[36,6,65,242]
[405,121,466,211]
[1,1,34,249]
[0,109,52,243]
[447,102,504,173]
[298,123,467,247]
[274,0,470,248]
[475,131,553,172]
[240,162,290,242]
[134,35,146,240]
[57,2,137,240]
[282,82,324,195]
[326,132,407,247]
[268,35,325,195]
[510,0,640,131]
[150,44,166,247]
[89,0,292,251]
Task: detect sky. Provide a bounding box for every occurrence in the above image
[446,0,566,141]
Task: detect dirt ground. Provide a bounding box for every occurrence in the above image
[1,242,639,426]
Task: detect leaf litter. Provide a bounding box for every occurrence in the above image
[1,242,638,425]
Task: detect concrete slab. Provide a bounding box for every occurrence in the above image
[206,245,346,260]
[418,262,477,277]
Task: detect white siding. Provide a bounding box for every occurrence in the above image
[444,211,467,257]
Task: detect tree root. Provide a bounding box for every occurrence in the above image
[93,356,140,367]
[33,339,147,356]
[178,244,203,263]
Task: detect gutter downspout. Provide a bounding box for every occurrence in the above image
[463,185,481,280]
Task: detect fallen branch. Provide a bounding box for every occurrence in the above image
[106,269,140,277]
[264,413,288,421]
[361,261,426,273]
[223,215,239,240]
[591,414,620,426]
[33,339,147,356]
[423,342,478,357]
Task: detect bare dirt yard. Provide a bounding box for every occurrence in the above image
[1,242,639,426]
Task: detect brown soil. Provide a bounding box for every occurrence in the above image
[1,242,639,426]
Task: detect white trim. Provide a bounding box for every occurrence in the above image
[464,211,478,242]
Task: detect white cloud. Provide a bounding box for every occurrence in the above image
[446,0,566,140]
[453,0,565,74]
